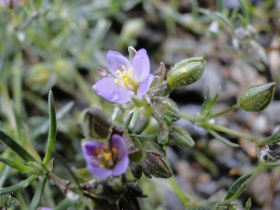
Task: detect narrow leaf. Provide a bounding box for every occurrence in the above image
[238,0,249,27]
[0,130,36,162]
[207,129,239,148]
[53,198,72,210]
[259,129,280,145]
[0,176,36,195]
[30,176,47,210]
[0,156,28,172]
[43,90,57,165]
[244,197,251,210]
[215,12,234,32]
[223,173,253,203]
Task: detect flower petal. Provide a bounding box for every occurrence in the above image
[93,78,134,103]
[82,141,105,158]
[107,50,133,77]
[112,155,129,176]
[132,49,150,82]
[137,74,154,96]
[88,164,113,179]
[111,134,128,159]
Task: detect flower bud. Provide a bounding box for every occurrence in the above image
[168,126,195,148]
[126,183,143,197]
[83,107,112,139]
[154,97,180,125]
[238,82,276,112]
[130,165,142,179]
[167,57,206,88]
[141,152,172,178]
[119,197,142,210]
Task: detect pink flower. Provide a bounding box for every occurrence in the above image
[93,49,154,103]
[82,134,129,179]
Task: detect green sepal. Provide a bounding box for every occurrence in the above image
[244,197,251,210]
[223,173,253,204]
[0,175,36,195]
[30,176,47,210]
[0,156,28,172]
[207,129,239,148]
[0,130,36,162]
[43,90,57,165]
[169,126,195,148]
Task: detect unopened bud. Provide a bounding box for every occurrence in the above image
[130,165,142,179]
[167,57,206,88]
[119,197,142,210]
[126,183,143,197]
[169,126,195,148]
[154,97,180,125]
[142,152,172,178]
[83,107,112,139]
[238,82,276,112]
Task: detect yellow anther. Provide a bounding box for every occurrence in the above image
[114,79,120,84]
[102,145,108,151]
[122,65,127,71]
[104,153,112,161]
[112,148,117,155]
[128,69,134,75]
[115,70,122,75]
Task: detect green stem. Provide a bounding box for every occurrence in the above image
[208,104,240,119]
[181,113,256,143]
[169,176,190,208]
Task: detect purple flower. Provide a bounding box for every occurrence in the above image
[93,49,154,103]
[82,134,129,179]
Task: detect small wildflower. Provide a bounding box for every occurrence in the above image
[82,134,129,179]
[93,49,154,103]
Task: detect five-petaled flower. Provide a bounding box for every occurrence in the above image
[82,134,129,179]
[93,49,154,103]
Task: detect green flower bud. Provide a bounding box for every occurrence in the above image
[153,97,181,125]
[238,82,276,112]
[83,107,112,139]
[169,126,195,148]
[167,57,206,88]
[142,152,172,178]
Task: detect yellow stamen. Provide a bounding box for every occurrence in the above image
[104,153,112,161]
[95,148,101,154]
[114,79,120,84]
[128,69,134,75]
[112,148,117,155]
[122,65,127,71]
[115,70,122,75]
[102,145,108,151]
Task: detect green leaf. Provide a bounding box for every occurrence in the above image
[238,0,250,27]
[244,197,251,210]
[259,129,280,145]
[129,134,157,142]
[53,198,72,210]
[0,156,28,172]
[215,12,234,32]
[129,108,141,133]
[30,176,47,210]
[0,176,36,195]
[201,86,221,116]
[207,129,239,148]
[189,206,215,210]
[43,90,57,165]
[0,130,36,162]
[258,159,280,168]
[223,173,253,204]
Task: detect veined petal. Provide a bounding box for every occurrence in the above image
[107,51,133,77]
[88,164,112,179]
[111,134,128,159]
[137,74,154,96]
[112,155,129,176]
[93,78,134,103]
[132,49,150,82]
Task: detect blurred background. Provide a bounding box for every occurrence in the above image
[1,0,280,209]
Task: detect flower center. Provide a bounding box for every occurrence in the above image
[114,65,139,93]
[94,145,118,168]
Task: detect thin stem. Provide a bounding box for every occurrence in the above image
[181,113,256,143]
[208,104,240,119]
[46,171,71,194]
[169,176,190,208]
